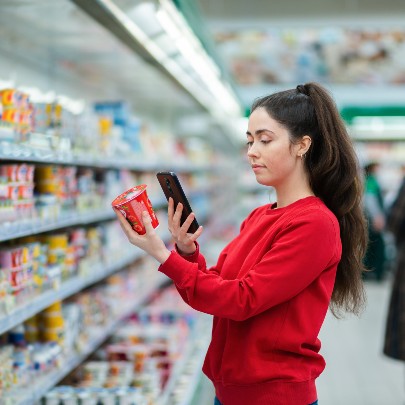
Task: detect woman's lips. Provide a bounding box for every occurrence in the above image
[252,164,265,172]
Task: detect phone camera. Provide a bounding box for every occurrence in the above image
[165,178,173,193]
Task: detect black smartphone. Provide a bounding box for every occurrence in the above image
[156,171,200,233]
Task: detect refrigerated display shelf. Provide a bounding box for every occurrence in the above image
[0,195,169,242]
[7,274,168,405]
[0,249,145,335]
[159,314,211,405]
[159,329,196,405]
[176,336,210,405]
[0,209,115,242]
[0,142,209,173]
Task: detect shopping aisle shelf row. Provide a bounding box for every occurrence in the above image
[160,314,211,405]
[0,209,115,243]
[0,196,168,242]
[0,1,233,404]
[177,337,210,405]
[158,325,198,405]
[0,248,149,335]
[7,274,169,405]
[0,141,210,173]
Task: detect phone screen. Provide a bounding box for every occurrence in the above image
[156,171,199,233]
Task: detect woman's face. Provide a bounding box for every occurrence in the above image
[246,107,301,188]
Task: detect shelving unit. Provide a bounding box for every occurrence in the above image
[0,2,238,404]
[159,314,211,405]
[0,142,211,173]
[0,156,211,401]
[6,274,169,405]
[0,151,214,404]
[0,208,115,242]
[0,249,144,335]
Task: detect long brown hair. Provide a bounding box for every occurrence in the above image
[251,82,368,316]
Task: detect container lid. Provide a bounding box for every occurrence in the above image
[111,184,147,207]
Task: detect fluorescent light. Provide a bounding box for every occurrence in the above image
[156,5,182,40]
[125,0,242,119]
[350,116,405,139]
[127,2,162,37]
[99,0,167,63]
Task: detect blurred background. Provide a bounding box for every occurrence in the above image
[0,1,404,404]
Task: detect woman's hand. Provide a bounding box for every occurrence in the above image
[168,197,203,255]
[114,209,170,264]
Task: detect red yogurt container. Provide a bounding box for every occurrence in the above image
[111,184,159,235]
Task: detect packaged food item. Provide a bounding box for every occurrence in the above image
[40,301,65,344]
[111,185,159,235]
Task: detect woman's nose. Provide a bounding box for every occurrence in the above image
[247,144,259,157]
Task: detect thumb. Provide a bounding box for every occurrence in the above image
[142,211,154,233]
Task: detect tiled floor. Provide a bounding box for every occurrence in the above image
[192,277,405,405]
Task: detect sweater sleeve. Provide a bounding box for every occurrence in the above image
[159,211,341,321]
[173,242,205,304]
[173,241,230,303]
[172,206,263,305]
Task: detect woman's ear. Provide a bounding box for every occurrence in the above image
[297,135,312,157]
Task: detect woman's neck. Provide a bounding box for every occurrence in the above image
[275,181,315,209]
[275,193,315,209]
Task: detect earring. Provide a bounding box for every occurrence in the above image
[300,154,303,160]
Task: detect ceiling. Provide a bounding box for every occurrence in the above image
[1,0,404,130]
[195,0,405,21]
[193,0,405,109]
[0,0,201,126]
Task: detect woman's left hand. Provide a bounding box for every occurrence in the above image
[114,209,170,264]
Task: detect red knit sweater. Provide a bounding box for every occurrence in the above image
[159,196,341,405]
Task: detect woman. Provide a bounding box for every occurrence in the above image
[363,161,387,281]
[115,82,368,405]
[384,166,405,360]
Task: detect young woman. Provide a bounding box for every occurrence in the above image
[115,82,368,405]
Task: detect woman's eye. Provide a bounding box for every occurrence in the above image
[261,140,270,144]
[246,141,253,147]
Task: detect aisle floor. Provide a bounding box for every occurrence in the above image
[192,278,405,405]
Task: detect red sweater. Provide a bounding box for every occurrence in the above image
[159,196,341,405]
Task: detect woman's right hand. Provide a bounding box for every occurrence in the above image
[168,197,203,255]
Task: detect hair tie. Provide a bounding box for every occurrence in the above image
[296,84,309,96]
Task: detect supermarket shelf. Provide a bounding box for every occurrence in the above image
[0,249,145,335]
[177,339,209,405]
[159,332,196,405]
[0,186,211,243]
[0,209,115,242]
[0,194,173,243]
[160,314,211,405]
[10,274,168,405]
[0,142,210,173]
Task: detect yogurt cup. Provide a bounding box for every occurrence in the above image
[111,184,159,235]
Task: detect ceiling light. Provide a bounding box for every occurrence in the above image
[126,0,242,118]
[73,0,243,144]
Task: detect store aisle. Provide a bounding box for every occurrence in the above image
[317,277,404,405]
[192,277,404,405]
